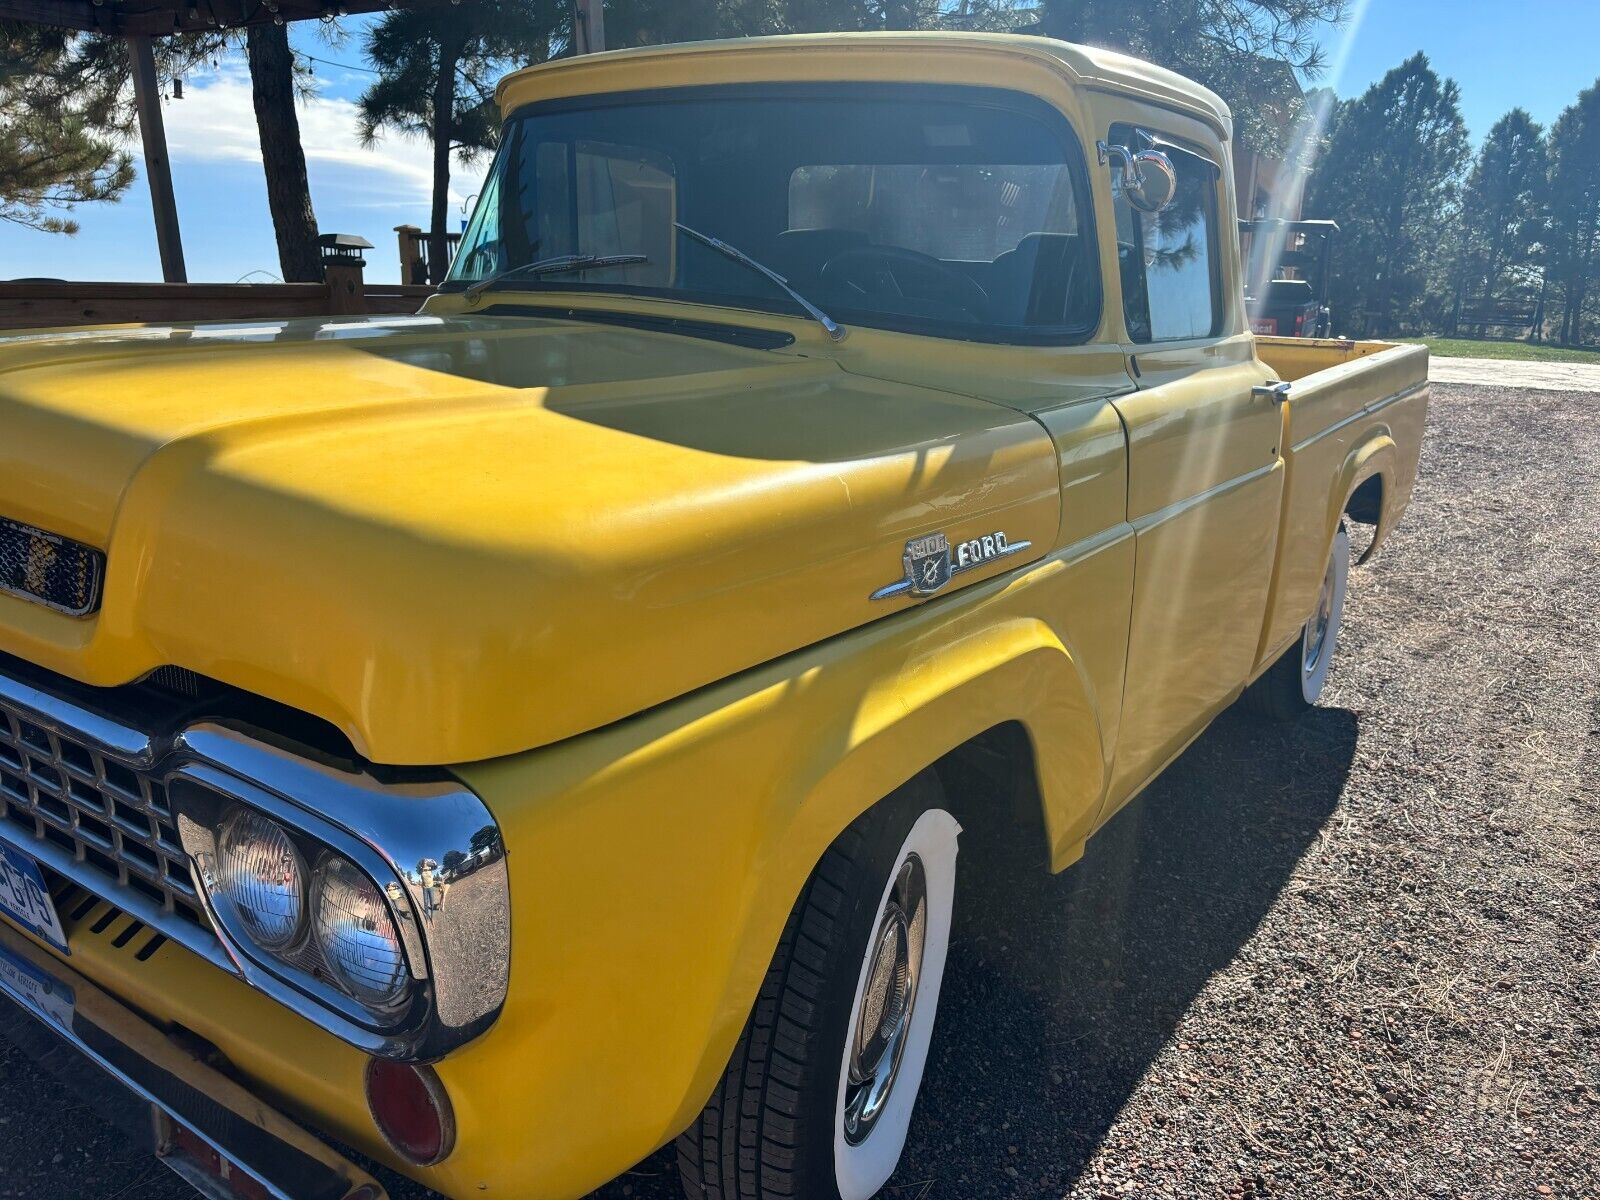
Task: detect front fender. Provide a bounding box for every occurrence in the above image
[437,544,1123,1199]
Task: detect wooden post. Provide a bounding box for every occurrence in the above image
[394,224,425,285]
[319,234,374,316]
[574,0,606,53]
[128,36,187,283]
[323,261,367,315]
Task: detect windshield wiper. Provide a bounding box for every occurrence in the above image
[674,222,846,343]
[463,253,649,302]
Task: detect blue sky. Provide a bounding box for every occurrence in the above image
[5,2,1598,284]
[1311,0,1600,140]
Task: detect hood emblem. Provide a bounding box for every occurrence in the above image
[871,530,1032,601]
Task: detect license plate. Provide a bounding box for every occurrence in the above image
[0,845,69,954]
[0,943,73,1031]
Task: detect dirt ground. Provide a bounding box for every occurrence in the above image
[0,377,1595,1199]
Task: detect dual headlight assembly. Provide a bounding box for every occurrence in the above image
[198,804,410,1012]
[166,725,510,1065]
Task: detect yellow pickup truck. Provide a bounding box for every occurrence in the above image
[0,31,1426,1200]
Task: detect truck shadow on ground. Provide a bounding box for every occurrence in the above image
[586,704,1358,1199]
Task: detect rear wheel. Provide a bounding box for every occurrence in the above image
[1246,522,1351,720]
[677,773,958,1200]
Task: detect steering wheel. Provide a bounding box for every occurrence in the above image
[819,245,990,320]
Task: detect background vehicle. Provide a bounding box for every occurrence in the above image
[0,33,1424,1200]
[1242,217,1339,336]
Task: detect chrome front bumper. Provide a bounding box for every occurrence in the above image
[0,920,386,1200]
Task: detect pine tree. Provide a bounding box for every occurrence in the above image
[1034,0,1350,157]
[358,1,566,285]
[1,23,224,240]
[1451,109,1548,325]
[0,23,132,235]
[1306,53,1469,335]
[247,23,323,283]
[603,0,1026,41]
[1546,80,1600,345]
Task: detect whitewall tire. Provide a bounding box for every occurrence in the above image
[1247,521,1352,719]
[832,806,959,1199]
[677,773,957,1200]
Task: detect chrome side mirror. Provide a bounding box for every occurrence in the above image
[1099,142,1179,213]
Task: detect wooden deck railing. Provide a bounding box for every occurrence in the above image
[0,278,435,331]
[393,225,463,286]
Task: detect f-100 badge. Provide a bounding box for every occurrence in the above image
[870,530,1032,601]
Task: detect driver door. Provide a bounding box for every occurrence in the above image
[1099,115,1283,810]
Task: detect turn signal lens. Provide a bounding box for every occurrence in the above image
[215,809,306,951]
[366,1059,454,1165]
[313,855,410,1007]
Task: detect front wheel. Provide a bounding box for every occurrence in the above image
[677,774,958,1200]
[1246,521,1351,720]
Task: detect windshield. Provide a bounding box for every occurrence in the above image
[446,84,1100,343]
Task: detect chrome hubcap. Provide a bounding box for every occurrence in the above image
[843,854,926,1145]
[1304,557,1336,676]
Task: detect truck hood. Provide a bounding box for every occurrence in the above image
[0,313,1059,764]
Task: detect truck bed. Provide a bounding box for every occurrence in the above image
[1255,334,1402,382]
[1253,336,1431,668]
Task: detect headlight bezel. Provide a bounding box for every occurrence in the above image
[167,722,509,1061]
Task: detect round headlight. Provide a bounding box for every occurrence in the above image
[215,808,307,951]
[313,856,410,1008]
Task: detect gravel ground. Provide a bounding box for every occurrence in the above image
[1429,356,1600,392]
[1,379,1595,1199]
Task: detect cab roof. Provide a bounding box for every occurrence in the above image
[494,32,1233,138]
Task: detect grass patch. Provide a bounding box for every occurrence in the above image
[1419,337,1600,363]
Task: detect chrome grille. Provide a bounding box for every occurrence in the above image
[0,703,208,930]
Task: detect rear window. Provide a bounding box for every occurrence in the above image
[789,163,1084,264]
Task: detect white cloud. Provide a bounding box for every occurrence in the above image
[158,63,466,208]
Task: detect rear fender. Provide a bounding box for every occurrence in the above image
[1335,431,1397,565]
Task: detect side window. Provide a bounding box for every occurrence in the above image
[1111,125,1222,342]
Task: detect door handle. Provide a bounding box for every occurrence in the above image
[1252,381,1291,404]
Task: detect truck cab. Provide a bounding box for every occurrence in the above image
[0,33,1425,1200]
